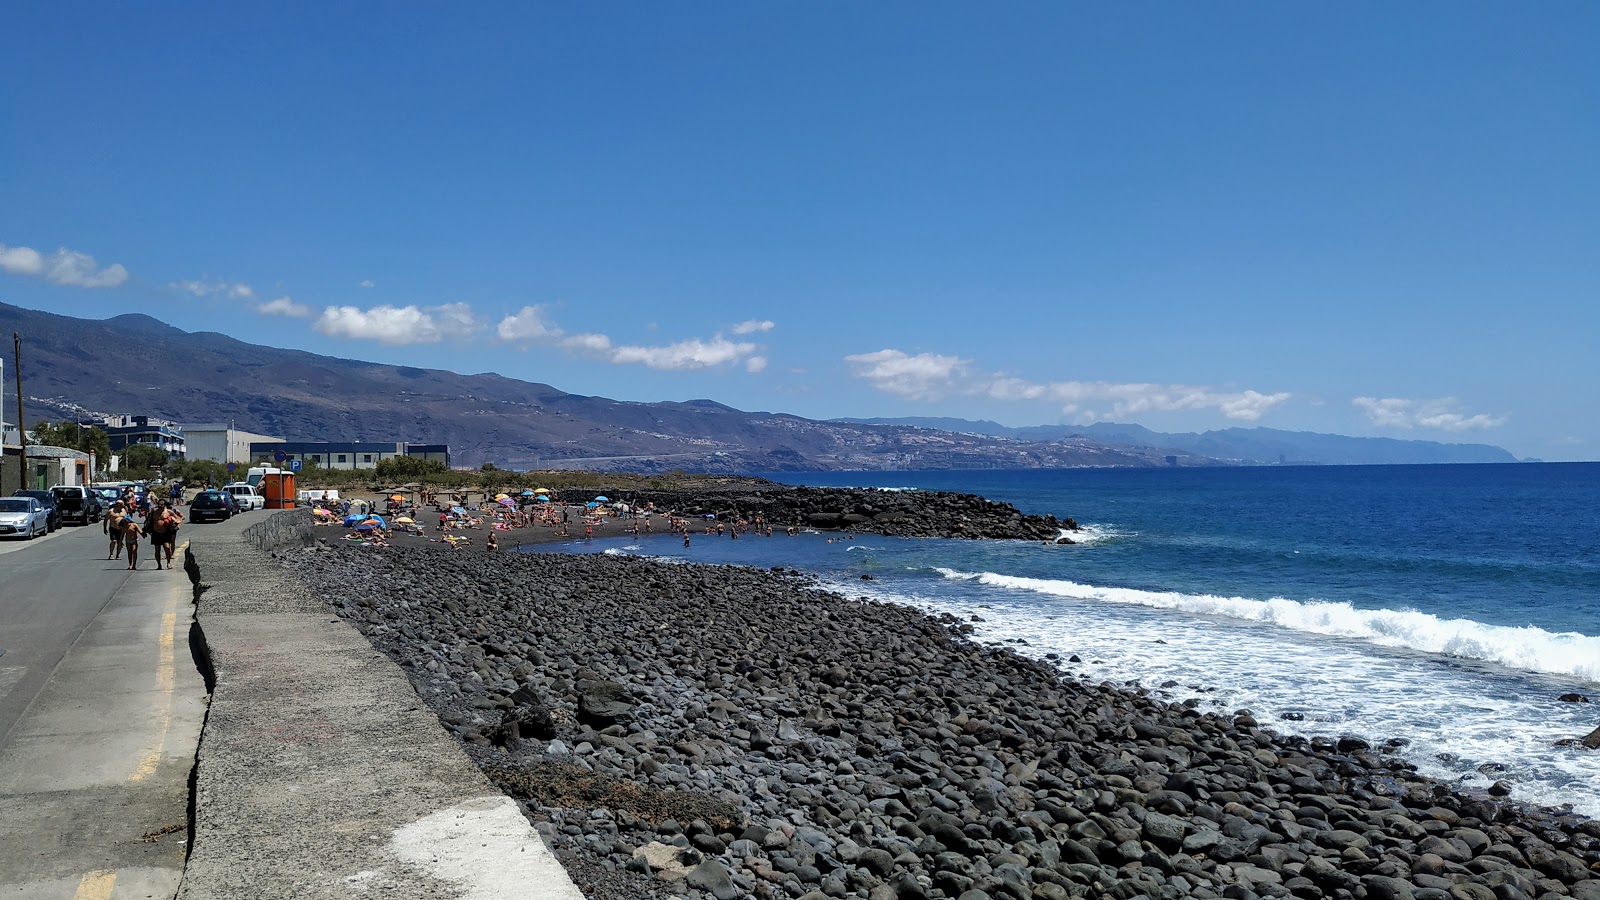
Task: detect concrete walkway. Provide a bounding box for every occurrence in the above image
[178,511,583,900]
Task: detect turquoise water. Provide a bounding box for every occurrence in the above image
[537,463,1600,816]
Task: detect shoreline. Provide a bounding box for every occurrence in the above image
[285,537,1600,900]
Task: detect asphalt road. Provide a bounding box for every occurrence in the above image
[0,520,206,899]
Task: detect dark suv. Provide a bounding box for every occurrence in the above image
[51,485,103,526]
[189,490,239,523]
[13,490,62,532]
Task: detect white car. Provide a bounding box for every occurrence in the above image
[221,483,266,511]
[0,496,50,539]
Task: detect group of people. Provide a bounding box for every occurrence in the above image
[103,495,185,571]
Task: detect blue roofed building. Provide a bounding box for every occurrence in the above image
[247,441,450,471]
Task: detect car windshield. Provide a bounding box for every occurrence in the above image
[0,499,29,512]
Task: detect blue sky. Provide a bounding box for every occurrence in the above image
[2,3,1595,460]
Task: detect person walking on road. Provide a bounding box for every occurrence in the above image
[145,500,184,570]
[120,517,144,570]
[105,500,129,560]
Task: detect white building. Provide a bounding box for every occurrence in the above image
[183,424,286,464]
[23,446,91,490]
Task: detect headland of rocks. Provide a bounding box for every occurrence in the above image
[586,485,1076,542]
[284,541,1600,900]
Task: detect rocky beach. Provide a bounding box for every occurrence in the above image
[278,533,1600,900]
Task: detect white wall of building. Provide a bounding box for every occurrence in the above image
[185,425,285,463]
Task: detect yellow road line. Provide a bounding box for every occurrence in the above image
[74,869,116,900]
[129,572,181,782]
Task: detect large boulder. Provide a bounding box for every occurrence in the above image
[576,677,634,728]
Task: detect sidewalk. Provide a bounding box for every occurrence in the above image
[178,511,584,900]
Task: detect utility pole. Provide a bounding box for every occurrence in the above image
[14,333,27,492]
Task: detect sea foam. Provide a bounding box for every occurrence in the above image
[934,568,1600,682]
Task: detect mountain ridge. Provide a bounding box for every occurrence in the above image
[831,417,1519,465]
[3,302,1517,470]
[0,301,1183,471]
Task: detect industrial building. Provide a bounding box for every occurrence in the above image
[246,441,450,471]
[183,424,286,464]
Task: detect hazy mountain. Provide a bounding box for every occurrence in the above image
[834,417,1518,465]
[1,302,1185,472]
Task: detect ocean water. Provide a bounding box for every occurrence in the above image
[536,463,1600,817]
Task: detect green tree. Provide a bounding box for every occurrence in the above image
[122,443,169,473]
[372,455,449,482]
[32,420,112,467]
[171,458,232,487]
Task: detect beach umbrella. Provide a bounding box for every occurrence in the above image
[593,495,610,503]
[533,487,552,494]
[494,493,510,501]
[536,496,549,502]
[520,490,535,496]
[388,494,405,502]
[587,501,599,508]
[498,497,515,506]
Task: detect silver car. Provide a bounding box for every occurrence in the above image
[0,496,49,540]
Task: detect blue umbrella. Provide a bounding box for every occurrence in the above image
[593,496,610,502]
[586,501,599,508]
[536,496,550,502]
[520,490,535,496]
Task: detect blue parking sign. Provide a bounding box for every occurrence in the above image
[289,459,302,471]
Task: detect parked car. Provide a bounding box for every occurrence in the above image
[221,482,265,511]
[189,490,239,523]
[50,485,103,526]
[0,496,50,540]
[13,490,62,532]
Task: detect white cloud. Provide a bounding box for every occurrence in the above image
[981,378,1290,423]
[731,319,776,335]
[256,296,312,318]
[562,332,613,352]
[0,245,44,276]
[496,306,564,342]
[844,347,1291,422]
[313,302,483,345]
[174,278,253,299]
[496,307,768,373]
[843,349,973,400]
[359,279,376,288]
[0,243,128,288]
[609,336,759,371]
[1353,397,1504,432]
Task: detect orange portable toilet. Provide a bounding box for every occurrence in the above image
[261,471,298,508]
